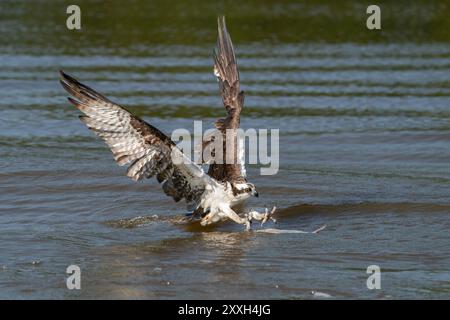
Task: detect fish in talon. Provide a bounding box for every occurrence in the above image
[246,206,278,227]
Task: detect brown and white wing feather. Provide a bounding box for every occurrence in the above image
[213,16,244,130]
[60,71,212,209]
[208,16,246,183]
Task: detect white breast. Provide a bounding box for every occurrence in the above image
[198,182,250,223]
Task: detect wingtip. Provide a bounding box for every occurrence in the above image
[67,96,80,107]
[59,70,72,84]
[217,15,227,32]
[59,70,78,84]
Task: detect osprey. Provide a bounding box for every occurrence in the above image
[60,17,276,230]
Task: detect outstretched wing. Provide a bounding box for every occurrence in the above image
[207,16,246,183]
[60,71,213,210]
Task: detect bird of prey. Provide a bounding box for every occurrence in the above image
[60,16,276,230]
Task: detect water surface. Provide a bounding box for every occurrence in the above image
[0,0,449,299]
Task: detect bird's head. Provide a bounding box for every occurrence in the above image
[248,183,259,197]
[234,182,258,198]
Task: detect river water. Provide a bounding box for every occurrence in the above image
[0,0,449,299]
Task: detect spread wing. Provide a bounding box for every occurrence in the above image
[207,16,247,183]
[60,71,213,210]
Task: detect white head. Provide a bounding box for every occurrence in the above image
[232,182,258,199]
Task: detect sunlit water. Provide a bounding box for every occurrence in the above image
[0,1,449,299]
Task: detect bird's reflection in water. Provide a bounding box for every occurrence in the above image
[197,231,258,285]
[200,230,254,251]
[79,223,261,299]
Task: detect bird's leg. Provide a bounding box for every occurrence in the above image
[223,207,252,231]
[197,208,212,224]
[247,206,277,227]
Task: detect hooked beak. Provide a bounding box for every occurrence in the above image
[252,190,259,197]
